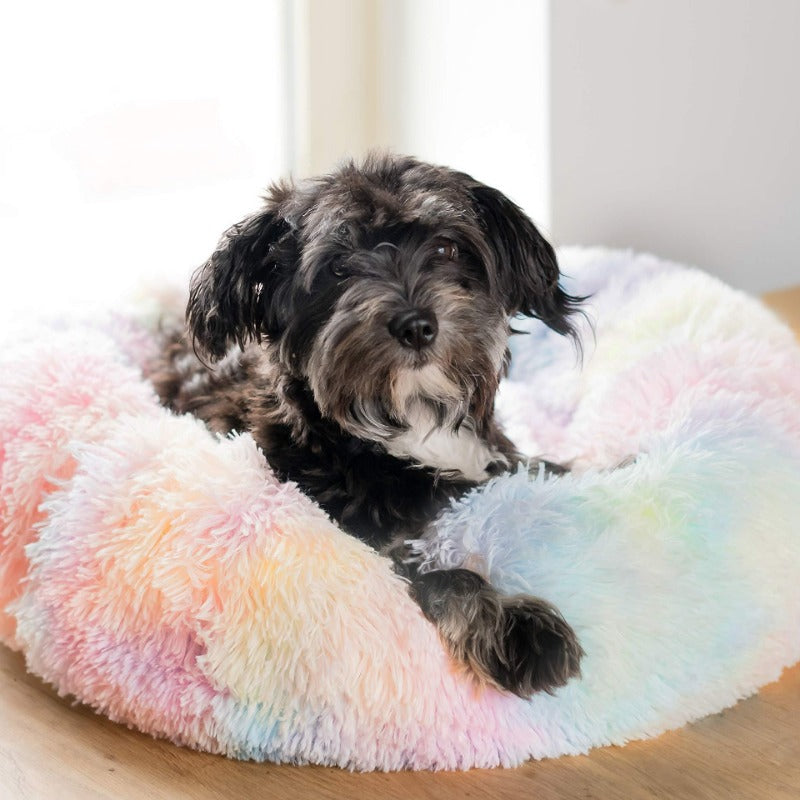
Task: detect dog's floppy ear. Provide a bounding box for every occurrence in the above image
[186,206,298,360]
[468,182,582,336]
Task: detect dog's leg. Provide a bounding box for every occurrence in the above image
[387,542,582,696]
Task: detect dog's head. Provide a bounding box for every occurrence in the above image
[187,154,581,442]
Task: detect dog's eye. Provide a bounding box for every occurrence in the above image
[435,240,459,260]
[329,260,349,279]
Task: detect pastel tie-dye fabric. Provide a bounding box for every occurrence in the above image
[1,249,799,770]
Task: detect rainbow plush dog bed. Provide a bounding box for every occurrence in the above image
[1,248,799,770]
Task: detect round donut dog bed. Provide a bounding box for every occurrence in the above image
[1,248,799,770]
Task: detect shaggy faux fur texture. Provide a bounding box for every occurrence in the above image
[1,249,799,770]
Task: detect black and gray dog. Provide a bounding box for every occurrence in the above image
[150,153,584,697]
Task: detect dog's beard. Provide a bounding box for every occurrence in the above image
[307,351,469,443]
[302,299,509,479]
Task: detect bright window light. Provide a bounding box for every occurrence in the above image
[0,0,289,317]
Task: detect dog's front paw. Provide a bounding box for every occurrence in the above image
[493,595,583,696]
[411,569,583,697]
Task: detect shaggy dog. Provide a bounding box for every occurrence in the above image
[150,154,584,697]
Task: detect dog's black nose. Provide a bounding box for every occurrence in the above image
[389,310,438,351]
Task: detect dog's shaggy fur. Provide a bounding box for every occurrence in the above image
[149,154,584,697]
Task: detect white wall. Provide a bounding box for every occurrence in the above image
[376,0,551,230]
[290,0,381,177]
[292,0,551,231]
[551,0,800,292]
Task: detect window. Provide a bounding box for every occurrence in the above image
[0,0,289,316]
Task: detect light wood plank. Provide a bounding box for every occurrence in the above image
[763,286,800,338]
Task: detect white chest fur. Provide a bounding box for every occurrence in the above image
[384,404,506,482]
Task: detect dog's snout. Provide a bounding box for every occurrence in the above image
[389,310,438,351]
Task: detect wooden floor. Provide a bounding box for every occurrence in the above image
[2,286,799,800]
[763,285,800,338]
